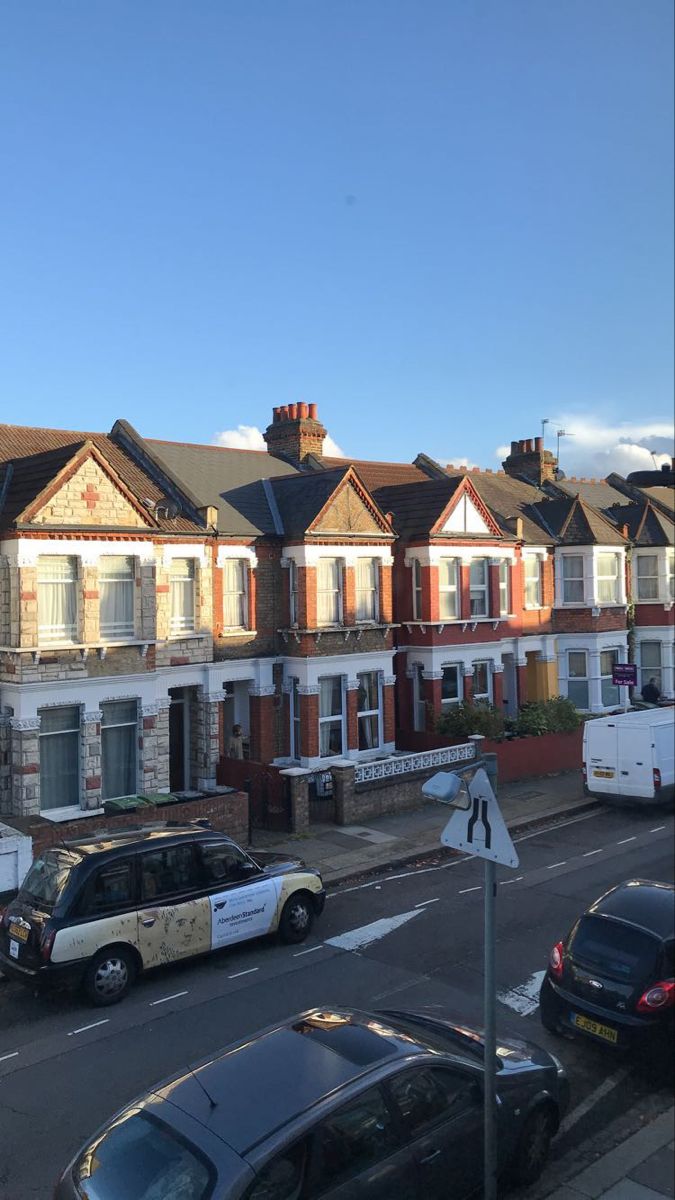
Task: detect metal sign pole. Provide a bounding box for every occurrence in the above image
[484,857,497,1200]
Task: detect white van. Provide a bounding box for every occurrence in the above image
[583,707,675,805]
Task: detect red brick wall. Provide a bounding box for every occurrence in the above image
[383,683,395,744]
[397,728,583,783]
[634,604,674,627]
[301,692,319,757]
[379,562,393,623]
[344,565,356,625]
[249,694,276,762]
[553,607,627,633]
[347,688,359,750]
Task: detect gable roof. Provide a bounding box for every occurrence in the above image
[270,466,394,539]
[319,455,432,492]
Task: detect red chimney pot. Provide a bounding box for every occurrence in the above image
[308,402,318,419]
[288,403,298,420]
[535,436,543,452]
[298,402,309,419]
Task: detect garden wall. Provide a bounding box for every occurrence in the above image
[397,727,583,783]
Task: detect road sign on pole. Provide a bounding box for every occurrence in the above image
[440,767,519,867]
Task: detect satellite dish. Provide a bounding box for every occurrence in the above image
[155,498,181,520]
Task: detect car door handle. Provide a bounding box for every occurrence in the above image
[141,918,156,927]
[420,1150,441,1165]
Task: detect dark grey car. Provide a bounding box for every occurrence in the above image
[55,1006,570,1200]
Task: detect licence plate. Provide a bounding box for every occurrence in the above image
[592,769,614,779]
[9,940,19,960]
[9,922,29,943]
[571,1012,618,1043]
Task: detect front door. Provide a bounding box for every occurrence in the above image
[169,694,188,792]
[137,843,210,968]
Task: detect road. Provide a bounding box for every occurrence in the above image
[0,802,673,1198]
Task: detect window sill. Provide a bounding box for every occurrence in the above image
[1,640,155,664]
[40,805,105,823]
[278,623,398,644]
[218,628,255,638]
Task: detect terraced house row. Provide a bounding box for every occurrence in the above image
[0,406,673,821]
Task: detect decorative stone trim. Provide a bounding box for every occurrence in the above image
[247,685,276,697]
[354,743,475,784]
[216,545,258,569]
[10,717,41,731]
[383,675,397,687]
[141,704,159,717]
[162,543,208,567]
[297,684,320,696]
[422,670,443,680]
[83,711,102,724]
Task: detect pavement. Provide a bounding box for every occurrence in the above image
[250,768,595,885]
[545,1105,674,1199]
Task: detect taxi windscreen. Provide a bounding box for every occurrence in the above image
[19,849,80,911]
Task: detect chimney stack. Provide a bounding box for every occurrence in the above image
[502,433,557,486]
[263,402,328,464]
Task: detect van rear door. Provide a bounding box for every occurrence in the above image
[617,728,655,799]
[586,721,618,794]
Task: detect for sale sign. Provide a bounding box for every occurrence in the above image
[612,663,637,687]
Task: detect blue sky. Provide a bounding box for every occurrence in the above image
[1,1,673,476]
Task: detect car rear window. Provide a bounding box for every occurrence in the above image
[19,850,80,911]
[569,915,660,982]
[75,1111,214,1200]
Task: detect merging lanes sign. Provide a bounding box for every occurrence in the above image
[440,767,519,868]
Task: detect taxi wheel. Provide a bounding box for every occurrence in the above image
[279,894,314,944]
[84,947,136,1006]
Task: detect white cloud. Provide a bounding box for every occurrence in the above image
[496,416,674,480]
[213,424,345,457]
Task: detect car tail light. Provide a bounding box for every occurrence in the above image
[636,981,675,1013]
[653,768,662,790]
[549,940,564,980]
[40,928,56,962]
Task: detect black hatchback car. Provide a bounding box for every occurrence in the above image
[55,1006,569,1200]
[540,879,675,1064]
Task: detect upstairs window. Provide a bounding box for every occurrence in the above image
[469,559,488,617]
[223,559,248,629]
[439,558,460,619]
[597,553,620,604]
[636,554,658,601]
[498,560,510,616]
[99,556,135,640]
[356,558,379,622]
[412,559,423,619]
[357,671,381,749]
[289,559,299,625]
[317,559,342,626]
[170,558,195,634]
[562,555,584,604]
[38,555,77,643]
[524,556,542,607]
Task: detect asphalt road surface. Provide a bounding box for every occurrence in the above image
[0,802,673,1199]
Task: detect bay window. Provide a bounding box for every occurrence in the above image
[357,671,381,750]
[100,556,135,640]
[597,553,620,604]
[567,651,589,709]
[636,554,659,601]
[319,676,344,757]
[469,559,488,617]
[101,700,138,800]
[441,664,461,709]
[472,660,491,701]
[223,559,248,629]
[640,642,662,691]
[439,558,460,619]
[170,558,195,634]
[39,705,80,811]
[562,556,584,604]
[601,649,620,706]
[524,556,542,607]
[412,559,423,619]
[499,560,510,616]
[356,558,379,622]
[37,555,77,643]
[317,559,342,626]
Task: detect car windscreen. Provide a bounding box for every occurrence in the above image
[569,915,660,982]
[75,1111,214,1200]
[19,850,80,911]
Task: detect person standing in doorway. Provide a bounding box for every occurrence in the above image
[228,723,244,758]
[641,677,661,705]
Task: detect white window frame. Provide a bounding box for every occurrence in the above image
[523,555,542,608]
[169,558,196,635]
[600,647,621,706]
[667,550,674,601]
[289,559,299,626]
[413,664,426,731]
[317,558,343,627]
[356,671,382,750]
[635,553,659,601]
[223,558,249,629]
[412,559,423,620]
[498,560,510,616]
[469,559,489,617]
[318,675,345,757]
[472,660,492,702]
[101,699,138,800]
[561,555,585,605]
[39,705,81,811]
[290,678,301,759]
[99,555,135,641]
[596,553,620,605]
[441,664,462,709]
[639,641,662,691]
[439,558,460,620]
[567,650,589,709]
[37,555,78,644]
[356,558,379,623]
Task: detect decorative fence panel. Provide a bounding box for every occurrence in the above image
[354,743,476,786]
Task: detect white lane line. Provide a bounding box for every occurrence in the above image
[293,945,324,957]
[650,825,666,833]
[617,837,636,845]
[498,970,546,1016]
[558,1067,630,1137]
[583,849,603,857]
[68,1019,109,1037]
[0,1051,19,1063]
[500,876,523,885]
[513,810,600,843]
[459,886,482,894]
[149,990,189,1006]
[326,909,422,952]
[547,861,567,869]
[415,898,440,907]
[372,977,425,1002]
[228,968,259,980]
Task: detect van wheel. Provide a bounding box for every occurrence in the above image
[512,1107,554,1186]
[279,894,313,944]
[84,947,136,1006]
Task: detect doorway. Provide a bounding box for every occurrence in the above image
[502,654,518,718]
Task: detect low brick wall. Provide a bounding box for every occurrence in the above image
[397,728,583,784]
[12,789,249,861]
[331,761,457,826]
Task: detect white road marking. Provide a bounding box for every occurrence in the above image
[228,967,259,979]
[500,876,523,885]
[650,826,666,833]
[372,976,426,1002]
[68,1019,109,1036]
[513,810,600,842]
[149,990,188,1006]
[547,861,567,869]
[326,909,422,952]
[459,886,482,894]
[558,1067,630,1136]
[293,945,324,956]
[415,898,439,907]
[497,970,546,1016]
[583,849,603,857]
[617,837,636,845]
[0,1050,19,1063]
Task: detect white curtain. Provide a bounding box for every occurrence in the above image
[317,559,340,625]
[319,676,343,756]
[223,560,247,627]
[356,559,377,620]
[38,556,77,642]
[170,559,195,633]
[100,556,134,638]
[101,700,137,799]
